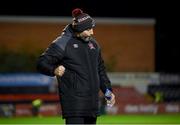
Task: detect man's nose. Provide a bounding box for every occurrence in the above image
[90,29,93,35]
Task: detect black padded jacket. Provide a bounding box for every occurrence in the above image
[37,24,112,118]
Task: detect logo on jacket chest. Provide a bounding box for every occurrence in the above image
[73,44,79,48]
[88,42,95,50]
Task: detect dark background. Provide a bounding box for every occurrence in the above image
[0,0,179,73]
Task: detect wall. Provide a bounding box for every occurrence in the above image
[0,19,155,72]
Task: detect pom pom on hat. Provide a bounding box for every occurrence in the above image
[72,8,83,18]
[71,8,95,32]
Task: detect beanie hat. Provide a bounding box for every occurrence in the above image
[72,8,95,32]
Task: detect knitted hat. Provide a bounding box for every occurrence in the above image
[72,8,95,32]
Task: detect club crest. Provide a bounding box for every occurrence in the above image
[88,42,95,49]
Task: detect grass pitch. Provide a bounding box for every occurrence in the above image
[0,114,180,124]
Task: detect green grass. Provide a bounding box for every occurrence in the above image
[0,114,180,124]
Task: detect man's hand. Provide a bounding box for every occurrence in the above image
[54,65,65,77]
[106,92,115,107]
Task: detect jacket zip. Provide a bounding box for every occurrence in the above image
[85,41,96,115]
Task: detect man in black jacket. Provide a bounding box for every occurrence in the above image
[37,8,115,124]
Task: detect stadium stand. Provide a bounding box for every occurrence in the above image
[148,83,180,102]
[0,73,180,116]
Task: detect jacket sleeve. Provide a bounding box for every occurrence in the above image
[98,50,112,94]
[36,43,64,76]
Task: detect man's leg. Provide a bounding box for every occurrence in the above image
[65,117,84,124]
[84,116,97,124]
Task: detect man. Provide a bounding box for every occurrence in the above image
[37,8,115,124]
[32,99,42,117]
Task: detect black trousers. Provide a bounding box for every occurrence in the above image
[65,116,97,125]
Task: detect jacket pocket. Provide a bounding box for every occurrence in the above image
[61,69,77,90]
[74,74,91,96]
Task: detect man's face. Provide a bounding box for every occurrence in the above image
[81,28,94,37]
[79,28,94,41]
